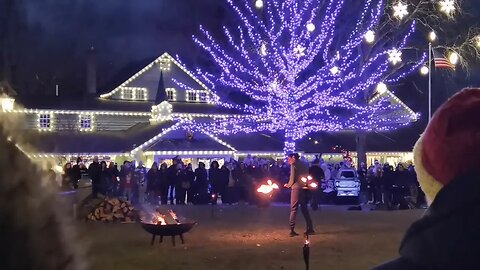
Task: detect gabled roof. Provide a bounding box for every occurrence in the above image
[16,96,154,112]
[369,89,418,122]
[100,52,219,101]
[131,121,237,154]
[23,122,175,155]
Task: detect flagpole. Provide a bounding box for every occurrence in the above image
[428,42,432,122]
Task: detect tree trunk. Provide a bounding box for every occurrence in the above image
[356,130,367,168]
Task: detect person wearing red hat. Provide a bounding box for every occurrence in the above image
[374,88,480,270]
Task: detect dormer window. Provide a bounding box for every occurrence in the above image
[122,88,133,99]
[166,88,176,101]
[187,91,197,102]
[121,87,147,100]
[135,89,146,100]
[199,92,208,102]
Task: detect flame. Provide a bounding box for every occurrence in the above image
[301,177,307,183]
[168,209,178,220]
[307,176,313,181]
[154,215,167,225]
[257,179,279,194]
[305,239,310,245]
[310,182,318,189]
[168,209,180,224]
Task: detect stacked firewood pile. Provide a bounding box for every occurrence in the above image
[86,198,141,223]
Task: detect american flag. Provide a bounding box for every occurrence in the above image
[432,49,455,70]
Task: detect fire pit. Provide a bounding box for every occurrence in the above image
[140,210,196,246]
[256,179,279,208]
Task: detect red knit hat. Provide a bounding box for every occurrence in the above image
[414,88,480,202]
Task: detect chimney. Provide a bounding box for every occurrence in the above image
[86,46,96,95]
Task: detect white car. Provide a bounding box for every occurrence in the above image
[334,168,360,198]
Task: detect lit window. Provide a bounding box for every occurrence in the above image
[187,91,197,102]
[80,115,92,129]
[166,88,176,101]
[135,89,146,100]
[122,88,133,99]
[199,92,208,102]
[39,114,51,129]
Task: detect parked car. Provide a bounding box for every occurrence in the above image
[334,168,360,203]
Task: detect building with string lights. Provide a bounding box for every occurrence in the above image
[0,52,418,167]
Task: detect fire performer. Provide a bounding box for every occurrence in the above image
[285,153,314,237]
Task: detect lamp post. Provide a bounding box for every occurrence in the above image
[428,41,432,121]
[428,31,436,122]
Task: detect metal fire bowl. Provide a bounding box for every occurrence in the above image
[141,222,196,237]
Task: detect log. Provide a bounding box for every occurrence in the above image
[113,213,124,219]
[110,198,120,206]
[94,208,102,219]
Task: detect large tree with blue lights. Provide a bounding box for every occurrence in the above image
[188,0,477,153]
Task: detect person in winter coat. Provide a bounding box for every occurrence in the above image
[285,153,314,237]
[183,164,195,204]
[167,159,180,204]
[357,162,369,205]
[147,162,159,204]
[224,162,238,204]
[382,164,395,209]
[118,161,130,197]
[392,163,408,206]
[99,161,111,196]
[175,163,187,205]
[107,162,119,197]
[88,156,102,198]
[71,157,82,189]
[309,159,324,210]
[219,164,230,203]
[233,162,248,203]
[209,161,222,204]
[192,162,209,204]
[158,163,169,204]
[372,166,383,204]
[122,170,133,201]
[62,162,73,189]
[135,161,147,204]
[373,88,480,270]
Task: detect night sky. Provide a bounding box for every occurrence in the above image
[1,0,480,121]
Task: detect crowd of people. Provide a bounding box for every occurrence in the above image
[358,160,425,209]
[59,154,422,208]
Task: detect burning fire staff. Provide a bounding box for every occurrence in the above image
[285,153,314,237]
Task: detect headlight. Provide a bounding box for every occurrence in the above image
[335,181,339,187]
